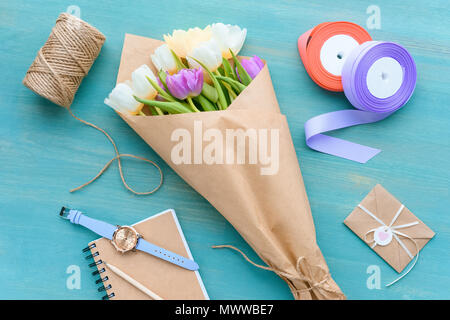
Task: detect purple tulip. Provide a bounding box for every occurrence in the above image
[240,55,264,79]
[166,68,203,100]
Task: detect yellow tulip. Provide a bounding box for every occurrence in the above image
[164,26,212,58]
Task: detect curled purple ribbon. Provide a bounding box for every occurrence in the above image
[305,41,417,163]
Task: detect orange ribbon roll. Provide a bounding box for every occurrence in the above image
[298,21,372,91]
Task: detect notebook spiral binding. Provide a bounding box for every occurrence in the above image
[83,243,115,300]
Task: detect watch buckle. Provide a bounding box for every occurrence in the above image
[59,206,71,220]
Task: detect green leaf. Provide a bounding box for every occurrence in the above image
[171,49,187,70]
[147,105,158,116]
[190,57,227,109]
[134,96,193,114]
[222,57,237,81]
[186,97,201,112]
[215,75,247,93]
[195,94,217,111]
[201,82,218,102]
[230,49,252,86]
[221,81,231,105]
[158,70,169,92]
[154,106,164,115]
[146,76,176,102]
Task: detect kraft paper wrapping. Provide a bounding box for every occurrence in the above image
[344,184,435,273]
[115,34,345,299]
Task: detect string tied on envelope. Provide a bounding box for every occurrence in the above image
[358,204,419,286]
[23,13,163,195]
[212,245,343,299]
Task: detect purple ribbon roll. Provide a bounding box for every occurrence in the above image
[305,41,417,163]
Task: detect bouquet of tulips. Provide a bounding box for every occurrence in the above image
[105,23,345,300]
[105,23,263,116]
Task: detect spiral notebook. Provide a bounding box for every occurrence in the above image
[85,209,209,300]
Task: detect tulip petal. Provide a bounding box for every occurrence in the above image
[132,64,157,99]
[105,82,142,114]
[212,23,247,59]
[187,38,222,72]
[151,44,177,74]
[164,26,212,58]
[240,55,264,79]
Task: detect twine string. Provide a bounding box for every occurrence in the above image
[211,245,339,297]
[68,108,163,195]
[23,13,163,195]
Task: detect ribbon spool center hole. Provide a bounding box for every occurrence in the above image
[381,71,389,81]
[336,51,345,60]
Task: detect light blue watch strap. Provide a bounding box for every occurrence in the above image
[65,209,117,240]
[135,238,199,271]
[61,207,199,271]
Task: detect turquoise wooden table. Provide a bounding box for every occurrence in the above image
[1,0,449,300]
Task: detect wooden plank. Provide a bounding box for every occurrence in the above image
[0,0,448,299]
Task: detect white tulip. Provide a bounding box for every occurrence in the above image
[151,44,178,75]
[104,82,142,114]
[211,23,247,59]
[187,38,222,72]
[131,64,158,100]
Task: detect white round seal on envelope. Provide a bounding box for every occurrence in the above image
[373,226,393,246]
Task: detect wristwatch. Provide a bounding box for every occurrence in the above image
[59,207,199,271]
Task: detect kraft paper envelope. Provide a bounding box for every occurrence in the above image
[344,184,435,273]
[112,33,345,299]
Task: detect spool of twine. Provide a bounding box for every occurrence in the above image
[23,13,105,108]
[22,13,163,195]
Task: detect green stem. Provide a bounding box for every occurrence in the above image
[146,76,176,102]
[190,57,227,109]
[230,49,252,86]
[201,82,218,102]
[171,49,187,70]
[215,75,247,93]
[215,70,237,101]
[225,82,237,99]
[222,57,237,81]
[187,97,201,112]
[134,96,193,114]
[195,94,217,111]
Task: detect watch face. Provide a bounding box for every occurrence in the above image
[113,226,138,252]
